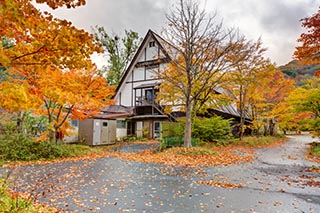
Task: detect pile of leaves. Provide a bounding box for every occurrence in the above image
[106,145,254,167]
[105,137,287,167]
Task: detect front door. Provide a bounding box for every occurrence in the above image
[127,121,135,135]
[101,121,109,144]
[154,121,161,138]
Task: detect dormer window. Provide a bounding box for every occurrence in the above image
[149,41,155,47]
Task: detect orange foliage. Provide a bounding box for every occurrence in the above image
[0,0,113,136]
[0,0,101,70]
[294,8,320,64]
[35,0,86,9]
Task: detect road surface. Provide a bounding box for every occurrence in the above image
[1,135,319,212]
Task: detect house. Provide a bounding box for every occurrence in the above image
[107,29,251,140]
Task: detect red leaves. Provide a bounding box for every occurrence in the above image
[294,8,320,64]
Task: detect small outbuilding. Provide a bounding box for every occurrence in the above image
[79,118,116,146]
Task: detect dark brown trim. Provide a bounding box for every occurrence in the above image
[131,67,134,107]
[125,78,162,84]
[135,58,170,68]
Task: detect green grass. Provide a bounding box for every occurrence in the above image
[196,136,285,148]
[0,178,37,213]
[0,177,57,213]
[228,136,285,146]
[310,144,320,157]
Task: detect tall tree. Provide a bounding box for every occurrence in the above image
[0,0,115,137]
[294,8,320,64]
[158,0,246,147]
[256,69,295,136]
[226,39,270,139]
[93,27,141,85]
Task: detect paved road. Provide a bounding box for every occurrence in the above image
[1,135,319,212]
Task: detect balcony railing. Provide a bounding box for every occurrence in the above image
[135,96,155,106]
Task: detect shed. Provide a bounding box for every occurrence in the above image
[79,118,116,146]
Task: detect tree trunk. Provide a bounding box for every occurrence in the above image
[184,102,193,148]
[269,119,275,136]
[238,86,246,140]
[16,111,25,133]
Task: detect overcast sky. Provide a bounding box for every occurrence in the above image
[37,0,320,67]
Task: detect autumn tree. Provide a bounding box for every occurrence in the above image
[35,66,114,141]
[0,0,115,139]
[294,8,320,64]
[158,0,246,147]
[288,77,320,118]
[226,39,270,139]
[255,69,295,136]
[93,27,141,85]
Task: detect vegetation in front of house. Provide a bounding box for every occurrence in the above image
[160,117,287,150]
[0,130,104,166]
[161,116,233,147]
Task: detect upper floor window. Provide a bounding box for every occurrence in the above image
[149,41,155,48]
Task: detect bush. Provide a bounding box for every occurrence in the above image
[162,121,185,138]
[0,132,91,163]
[160,117,233,148]
[193,116,233,142]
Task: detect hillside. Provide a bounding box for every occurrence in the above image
[278,60,320,84]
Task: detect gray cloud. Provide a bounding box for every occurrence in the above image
[38,0,171,37]
[36,0,320,65]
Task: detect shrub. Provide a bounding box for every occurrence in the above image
[193,116,233,142]
[162,121,185,138]
[0,132,93,163]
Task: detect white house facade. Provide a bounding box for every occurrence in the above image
[109,29,250,140]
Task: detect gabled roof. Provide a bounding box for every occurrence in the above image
[114,29,172,96]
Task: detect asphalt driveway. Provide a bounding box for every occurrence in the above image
[1,135,319,212]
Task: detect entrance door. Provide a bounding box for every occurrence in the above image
[154,121,161,138]
[127,121,135,135]
[101,121,109,144]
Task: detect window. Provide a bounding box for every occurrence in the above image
[145,89,159,102]
[116,120,126,129]
[149,41,155,47]
[102,122,108,127]
[71,120,78,127]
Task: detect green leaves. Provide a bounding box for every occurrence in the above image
[93,27,141,86]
